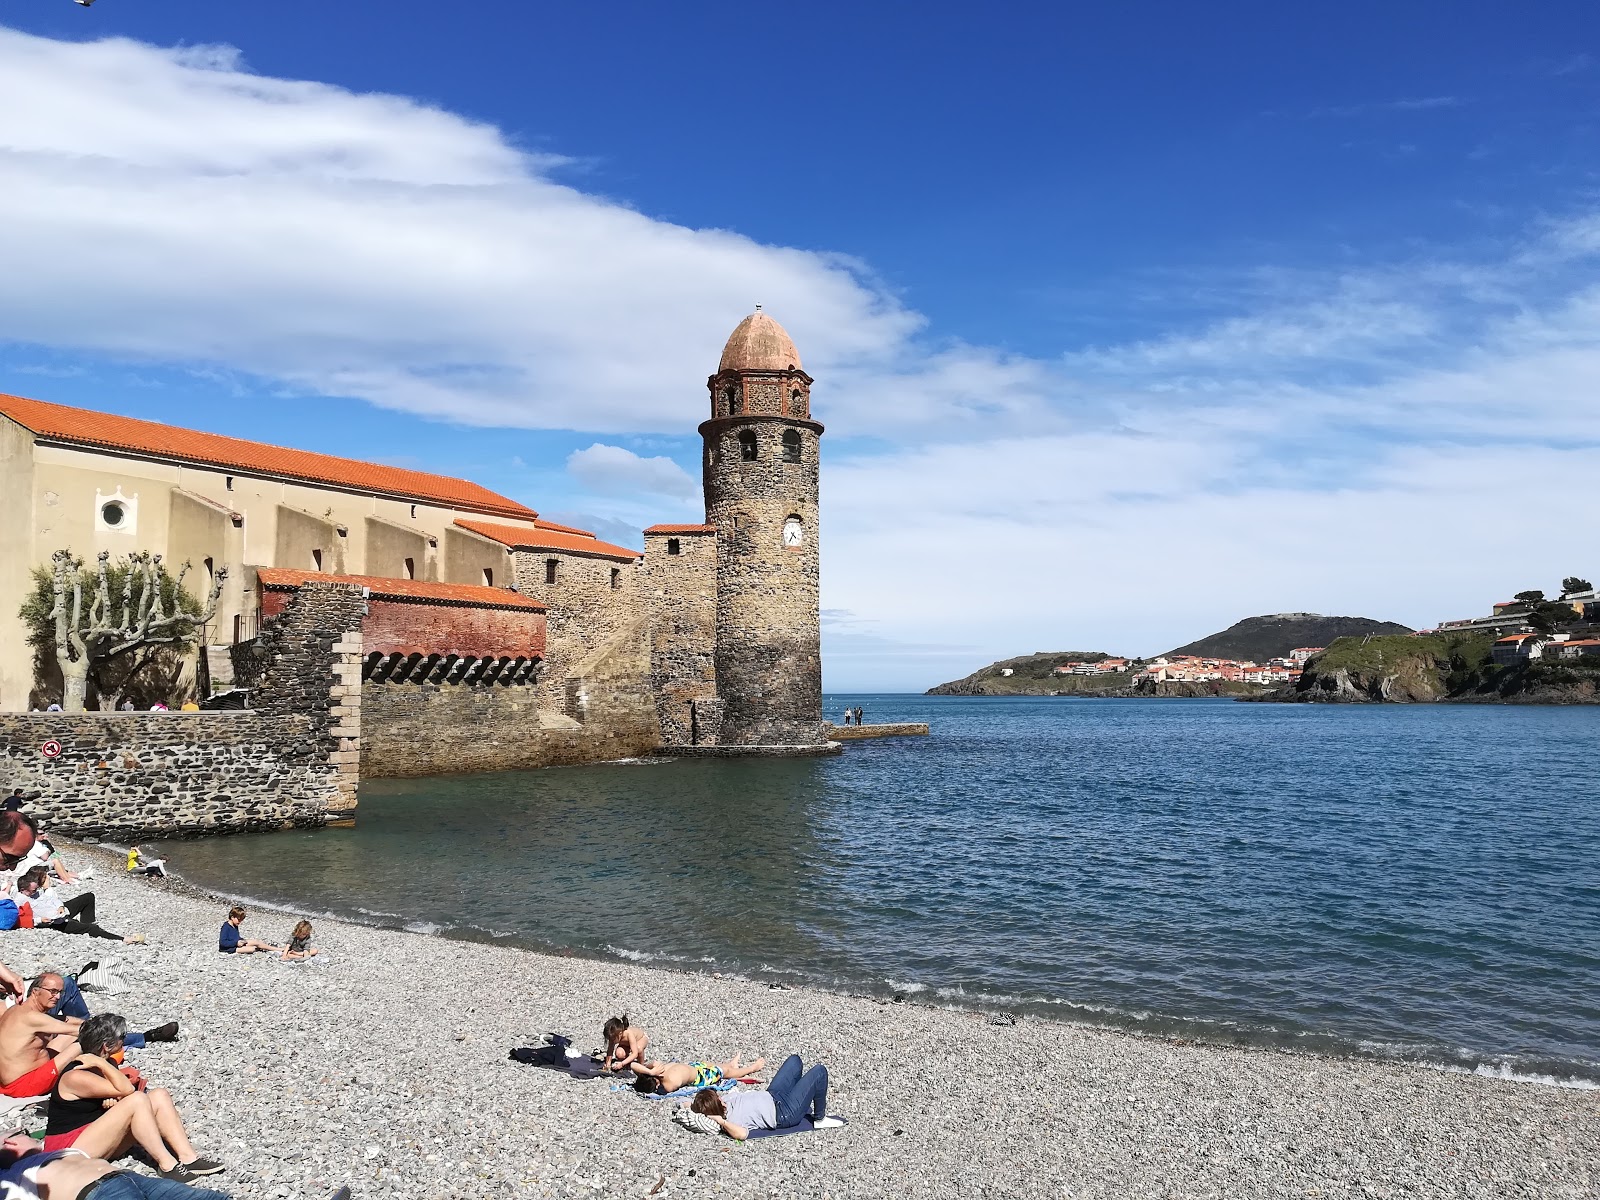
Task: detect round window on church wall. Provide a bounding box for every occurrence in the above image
[101,501,124,527]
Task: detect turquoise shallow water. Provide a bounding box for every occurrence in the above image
[154,696,1600,1084]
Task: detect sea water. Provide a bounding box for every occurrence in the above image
[153,696,1600,1084]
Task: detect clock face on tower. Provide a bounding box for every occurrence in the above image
[782,516,804,549]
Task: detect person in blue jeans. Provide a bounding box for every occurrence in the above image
[689,1054,844,1139]
[39,975,178,1049]
[0,1135,353,1199]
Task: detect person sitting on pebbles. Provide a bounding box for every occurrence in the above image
[218,906,280,956]
[631,1053,764,1096]
[279,919,319,962]
[600,1015,648,1074]
[39,1013,223,1184]
[0,972,80,1098]
[689,1053,844,1138]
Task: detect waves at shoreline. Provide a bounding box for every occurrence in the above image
[134,849,1600,1093]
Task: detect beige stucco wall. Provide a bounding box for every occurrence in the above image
[3,440,538,710]
[364,516,430,581]
[0,419,38,713]
[443,526,510,589]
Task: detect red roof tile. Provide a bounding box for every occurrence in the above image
[532,518,595,537]
[644,523,717,534]
[255,567,544,610]
[0,392,536,521]
[454,518,640,561]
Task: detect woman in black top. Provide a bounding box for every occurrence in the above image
[43,1014,223,1184]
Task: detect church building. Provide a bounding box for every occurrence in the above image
[0,311,828,768]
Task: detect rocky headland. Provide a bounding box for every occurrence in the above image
[1255,631,1600,704]
[5,844,1591,1199]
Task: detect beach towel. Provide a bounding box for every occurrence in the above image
[745,1115,849,1139]
[669,1105,720,1135]
[617,1077,739,1101]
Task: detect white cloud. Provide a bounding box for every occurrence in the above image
[0,27,919,436]
[566,443,697,500]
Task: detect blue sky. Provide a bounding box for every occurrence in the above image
[2,3,1600,688]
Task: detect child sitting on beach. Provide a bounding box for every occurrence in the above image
[601,1015,648,1074]
[631,1053,765,1095]
[280,919,319,961]
[218,906,281,955]
[124,847,167,878]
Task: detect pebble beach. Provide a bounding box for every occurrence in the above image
[0,844,1591,1200]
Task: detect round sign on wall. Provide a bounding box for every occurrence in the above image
[40,740,62,759]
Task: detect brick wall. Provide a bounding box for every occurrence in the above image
[642,528,718,744]
[361,595,543,659]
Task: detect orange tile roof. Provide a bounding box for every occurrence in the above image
[532,518,595,537]
[0,392,536,521]
[255,567,544,610]
[644,523,717,534]
[454,518,641,561]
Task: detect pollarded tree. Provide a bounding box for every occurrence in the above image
[20,550,225,711]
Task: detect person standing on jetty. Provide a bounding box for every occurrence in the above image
[0,972,80,1097]
[218,907,280,955]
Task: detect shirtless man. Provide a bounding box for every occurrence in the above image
[0,1134,359,1200]
[630,1053,764,1095]
[0,973,81,1098]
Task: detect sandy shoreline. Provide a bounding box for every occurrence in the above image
[0,843,1589,1200]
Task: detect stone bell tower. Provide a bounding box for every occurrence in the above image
[701,308,825,746]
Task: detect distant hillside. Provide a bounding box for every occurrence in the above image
[1166,614,1412,662]
[927,651,1116,696]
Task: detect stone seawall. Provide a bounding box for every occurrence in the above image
[0,712,338,837]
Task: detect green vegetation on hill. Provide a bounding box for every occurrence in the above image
[1167,614,1412,663]
[926,651,1118,696]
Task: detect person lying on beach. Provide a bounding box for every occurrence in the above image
[40,1013,222,1184]
[218,907,280,956]
[14,869,143,944]
[601,1015,648,1074]
[280,920,319,962]
[0,972,80,1098]
[689,1054,843,1139]
[0,1133,239,1200]
[630,1054,764,1095]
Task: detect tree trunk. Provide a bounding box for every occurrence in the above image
[61,659,90,712]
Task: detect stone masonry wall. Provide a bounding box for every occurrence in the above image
[0,579,368,837]
[642,529,718,744]
[0,713,336,837]
[361,616,660,776]
[244,581,368,813]
[701,413,825,746]
[510,548,640,718]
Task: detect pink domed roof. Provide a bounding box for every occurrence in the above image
[718,310,802,372]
